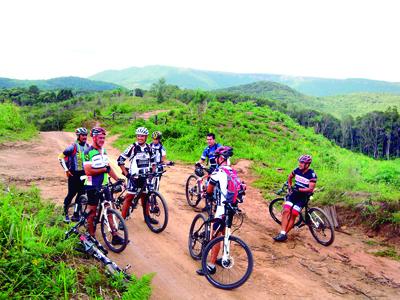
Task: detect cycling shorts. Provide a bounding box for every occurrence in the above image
[127,177,146,194]
[284,192,309,216]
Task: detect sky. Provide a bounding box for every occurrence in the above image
[1,0,399,82]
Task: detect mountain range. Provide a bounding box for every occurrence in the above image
[89,65,400,97]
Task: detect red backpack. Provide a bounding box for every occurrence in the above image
[220,166,244,204]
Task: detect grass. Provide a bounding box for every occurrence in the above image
[0,184,153,299]
[0,103,37,143]
[372,247,400,261]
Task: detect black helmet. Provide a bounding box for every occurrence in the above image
[90,127,106,137]
[75,127,88,136]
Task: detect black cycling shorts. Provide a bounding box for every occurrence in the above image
[127,177,146,194]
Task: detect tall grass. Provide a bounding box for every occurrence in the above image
[0,185,153,299]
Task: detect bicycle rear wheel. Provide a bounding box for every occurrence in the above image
[143,191,168,233]
[100,208,128,253]
[188,213,208,260]
[185,175,202,207]
[201,235,253,290]
[269,198,302,227]
[307,207,335,246]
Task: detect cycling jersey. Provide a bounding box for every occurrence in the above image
[83,146,109,188]
[117,142,155,175]
[150,142,166,165]
[209,166,231,219]
[58,141,89,172]
[291,168,317,192]
[201,143,221,171]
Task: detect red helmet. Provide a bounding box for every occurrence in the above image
[298,154,312,164]
[90,127,106,137]
[214,146,234,159]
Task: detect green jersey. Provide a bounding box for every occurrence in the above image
[83,146,109,188]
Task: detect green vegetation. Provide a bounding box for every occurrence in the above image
[0,103,37,142]
[373,247,400,261]
[0,76,122,91]
[89,65,400,96]
[0,185,153,299]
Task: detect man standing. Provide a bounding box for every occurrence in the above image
[117,127,157,223]
[58,127,89,223]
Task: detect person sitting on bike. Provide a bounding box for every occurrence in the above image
[84,127,124,245]
[197,133,221,173]
[117,127,157,224]
[197,145,237,276]
[273,154,317,242]
[58,127,90,223]
[150,131,167,169]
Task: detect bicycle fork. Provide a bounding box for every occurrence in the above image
[222,228,231,266]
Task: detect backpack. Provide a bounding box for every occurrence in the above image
[219,166,244,204]
[64,143,78,164]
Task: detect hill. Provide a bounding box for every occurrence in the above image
[89,65,400,96]
[0,76,122,91]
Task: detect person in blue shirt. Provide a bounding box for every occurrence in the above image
[197,133,221,173]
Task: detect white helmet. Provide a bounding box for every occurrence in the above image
[135,127,149,135]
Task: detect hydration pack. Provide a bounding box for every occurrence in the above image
[219,166,244,204]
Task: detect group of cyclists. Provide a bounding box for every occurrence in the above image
[59,126,317,278]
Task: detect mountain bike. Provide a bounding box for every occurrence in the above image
[65,214,131,280]
[152,161,174,192]
[185,164,212,208]
[82,179,129,253]
[199,201,253,290]
[269,182,335,246]
[114,171,168,233]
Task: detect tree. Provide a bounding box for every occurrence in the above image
[28,85,40,95]
[150,78,167,103]
[56,89,73,101]
[134,88,144,97]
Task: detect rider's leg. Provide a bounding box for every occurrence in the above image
[121,193,135,219]
[86,189,99,237]
[63,173,78,215]
[209,220,225,264]
[284,210,299,233]
[73,170,86,217]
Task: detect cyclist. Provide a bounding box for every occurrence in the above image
[83,127,124,245]
[197,133,221,173]
[117,127,157,224]
[273,154,317,242]
[58,127,89,223]
[150,131,167,168]
[196,146,237,276]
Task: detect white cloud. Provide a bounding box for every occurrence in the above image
[0,0,399,81]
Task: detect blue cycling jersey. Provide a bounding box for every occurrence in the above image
[201,143,221,170]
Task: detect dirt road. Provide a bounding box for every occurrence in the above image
[0,131,399,299]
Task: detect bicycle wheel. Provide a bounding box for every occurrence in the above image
[67,194,88,217]
[143,191,168,233]
[307,207,335,246]
[100,208,129,253]
[269,198,302,227]
[185,175,202,207]
[201,235,253,290]
[188,213,208,260]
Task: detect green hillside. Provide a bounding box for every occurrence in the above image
[89,65,400,96]
[319,93,400,118]
[0,76,122,91]
[0,103,37,142]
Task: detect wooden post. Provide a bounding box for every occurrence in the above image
[155,115,158,125]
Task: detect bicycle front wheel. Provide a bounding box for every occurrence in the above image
[307,207,335,246]
[143,191,168,233]
[185,175,202,207]
[201,235,253,290]
[100,208,129,253]
[188,213,208,260]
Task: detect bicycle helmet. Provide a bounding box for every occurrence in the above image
[152,131,162,139]
[298,154,312,164]
[90,127,106,137]
[214,146,234,159]
[135,127,149,135]
[195,167,205,177]
[75,127,88,136]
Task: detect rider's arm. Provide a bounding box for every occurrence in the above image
[161,147,167,164]
[198,147,208,164]
[58,144,74,176]
[288,172,294,190]
[84,163,108,176]
[108,166,119,181]
[117,145,132,176]
[299,181,316,193]
[206,180,216,195]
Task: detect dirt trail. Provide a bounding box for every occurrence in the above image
[0,132,399,299]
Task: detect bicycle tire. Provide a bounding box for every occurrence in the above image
[269,198,302,227]
[100,208,129,253]
[188,213,208,260]
[143,191,168,233]
[307,207,335,246]
[201,235,253,290]
[185,174,202,207]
